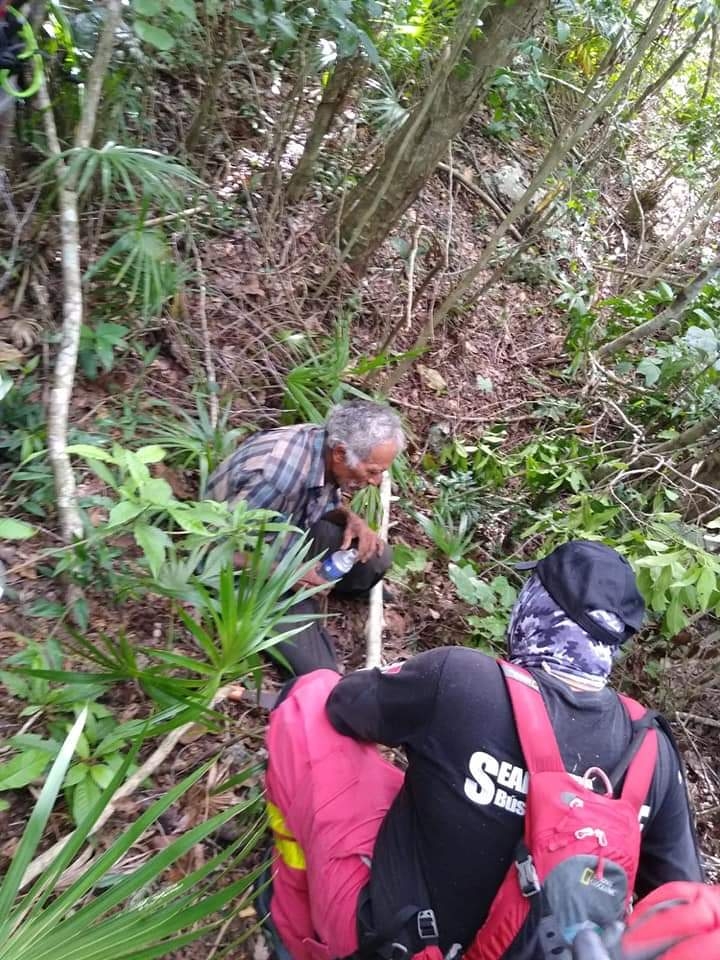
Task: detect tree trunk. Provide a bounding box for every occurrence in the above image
[287,56,364,203]
[648,414,720,456]
[425,0,672,330]
[336,0,547,271]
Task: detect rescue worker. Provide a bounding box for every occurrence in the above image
[262,541,703,960]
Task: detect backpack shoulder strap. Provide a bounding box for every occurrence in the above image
[498,660,565,774]
[617,693,659,809]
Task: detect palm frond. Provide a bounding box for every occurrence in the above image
[36,143,202,208]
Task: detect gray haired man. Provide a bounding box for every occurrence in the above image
[207,400,405,674]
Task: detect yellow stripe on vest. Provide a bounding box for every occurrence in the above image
[267,801,307,870]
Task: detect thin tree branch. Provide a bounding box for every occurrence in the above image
[74,0,123,151]
[37,0,122,543]
[598,258,720,357]
[365,472,392,669]
[191,238,219,430]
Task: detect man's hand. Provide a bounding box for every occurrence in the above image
[341,512,383,563]
[294,565,331,591]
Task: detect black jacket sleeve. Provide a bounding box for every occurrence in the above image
[325,648,450,747]
[636,724,704,896]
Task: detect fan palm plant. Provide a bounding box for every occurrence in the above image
[0,708,266,960]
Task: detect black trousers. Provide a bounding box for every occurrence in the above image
[272,514,391,676]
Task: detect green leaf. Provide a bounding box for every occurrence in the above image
[63,763,90,787]
[108,500,145,527]
[90,763,116,789]
[695,566,716,610]
[70,774,103,825]
[269,11,297,39]
[134,522,170,577]
[139,477,173,505]
[644,540,670,552]
[132,0,163,14]
[136,444,167,464]
[655,280,674,302]
[8,734,59,755]
[665,594,687,636]
[0,751,50,789]
[636,358,661,386]
[134,19,176,50]
[66,443,115,462]
[449,563,481,605]
[0,518,37,540]
[166,0,198,18]
[167,508,208,534]
[26,599,65,619]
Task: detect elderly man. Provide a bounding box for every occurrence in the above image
[206,400,404,674]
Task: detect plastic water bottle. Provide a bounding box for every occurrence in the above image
[320,548,359,582]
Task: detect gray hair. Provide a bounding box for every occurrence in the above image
[326,401,405,464]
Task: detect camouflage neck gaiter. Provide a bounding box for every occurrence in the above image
[507,575,623,691]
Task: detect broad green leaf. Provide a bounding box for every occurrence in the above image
[90,763,116,789]
[167,508,208,534]
[135,444,167,464]
[8,734,59,755]
[63,763,89,787]
[134,522,170,577]
[0,751,50,789]
[70,774,103,825]
[665,594,686,636]
[695,566,716,610]
[74,731,91,761]
[66,443,115,462]
[636,358,661,386]
[655,280,674,301]
[166,0,198,18]
[449,562,493,606]
[108,500,145,527]
[132,0,163,14]
[0,518,37,540]
[134,19,176,50]
[634,553,678,568]
[123,450,151,485]
[644,540,670,552]
[139,477,173,506]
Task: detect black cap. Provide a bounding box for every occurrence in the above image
[515,540,644,646]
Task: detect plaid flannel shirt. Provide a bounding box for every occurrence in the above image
[206,424,342,558]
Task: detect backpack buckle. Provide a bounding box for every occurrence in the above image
[417,909,439,940]
[515,854,541,897]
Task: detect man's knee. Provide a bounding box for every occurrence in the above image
[307,517,344,558]
[374,541,392,577]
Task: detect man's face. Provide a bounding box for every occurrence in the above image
[329,440,399,493]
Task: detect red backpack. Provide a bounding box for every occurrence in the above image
[622,882,720,960]
[465,661,658,960]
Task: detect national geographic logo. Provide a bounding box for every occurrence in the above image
[580,868,616,897]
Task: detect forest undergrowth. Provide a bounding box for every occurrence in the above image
[2,0,720,955]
